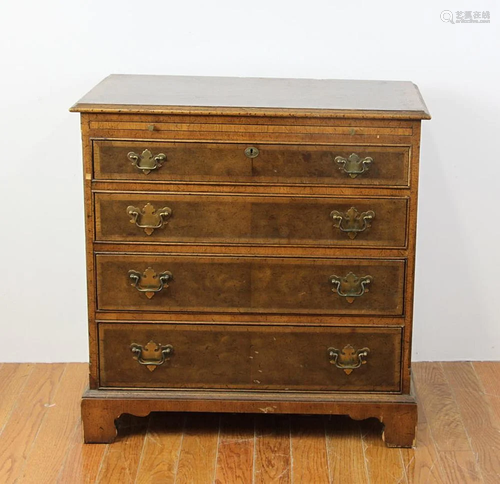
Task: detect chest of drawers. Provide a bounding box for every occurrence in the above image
[71,75,430,447]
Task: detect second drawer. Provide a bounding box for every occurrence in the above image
[95,192,408,248]
[96,254,406,316]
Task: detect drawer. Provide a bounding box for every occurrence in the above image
[93,140,410,187]
[96,254,405,316]
[98,323,402,392]
[95,192,408,248]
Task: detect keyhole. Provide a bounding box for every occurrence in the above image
[245,146,259,158]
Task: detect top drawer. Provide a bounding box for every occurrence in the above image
[93,140,410,187]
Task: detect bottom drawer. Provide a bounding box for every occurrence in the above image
[98,323,402,392]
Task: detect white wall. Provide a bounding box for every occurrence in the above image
[0,0,498,362]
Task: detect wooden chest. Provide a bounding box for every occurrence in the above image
[71,75,430,447]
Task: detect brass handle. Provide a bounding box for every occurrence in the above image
[130,340,174,372]
[129,267,172,299]
[328,345,370,374]
[330,272,372,304]
[330,207,375,239]
[127,203,172,235]
[335,153,372,178]
[127,149,166,174]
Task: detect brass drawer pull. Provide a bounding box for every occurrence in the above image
[127,149,166,174]
[335,153,372,178]
[130,340,174,372]
[127,203,172,235]
[328,345,370,374]
[128,267,172,299]
[330,272,372,304]
[330,207,375,239]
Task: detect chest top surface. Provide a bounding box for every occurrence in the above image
[70,74,430,119]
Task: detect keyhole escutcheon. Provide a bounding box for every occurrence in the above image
[244,146,260,158]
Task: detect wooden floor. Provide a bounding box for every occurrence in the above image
[0,363,499,483]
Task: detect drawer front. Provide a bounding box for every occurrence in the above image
[98,323,402,392]
[96,255,405,316]
[95,193,408,248]
[93,140,410,187]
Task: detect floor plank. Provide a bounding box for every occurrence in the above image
[214,414,255,484]
[325,415,369,484]
[20,363,88,484]
[444,362,500,484]
[254,415,291,484]
[290,416,330,484]
[413,362,472,451]
[0,363,65,484]
[95,414,149,484]
[135,413,185,484]
[436,451,483,484]
[362,417,408,484]
[56,421,107,484]
[0,364,34,434]
[473,362,500,425]
[175,413,220,484]
[413,362,483,483]
[400,404,445,484]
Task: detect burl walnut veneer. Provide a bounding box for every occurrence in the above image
[71,75,430,447]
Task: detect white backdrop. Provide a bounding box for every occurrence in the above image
[0,0,498,362]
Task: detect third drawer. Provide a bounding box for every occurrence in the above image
[96,254,406,316]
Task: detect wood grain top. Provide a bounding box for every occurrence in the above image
[70,74,430,119]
